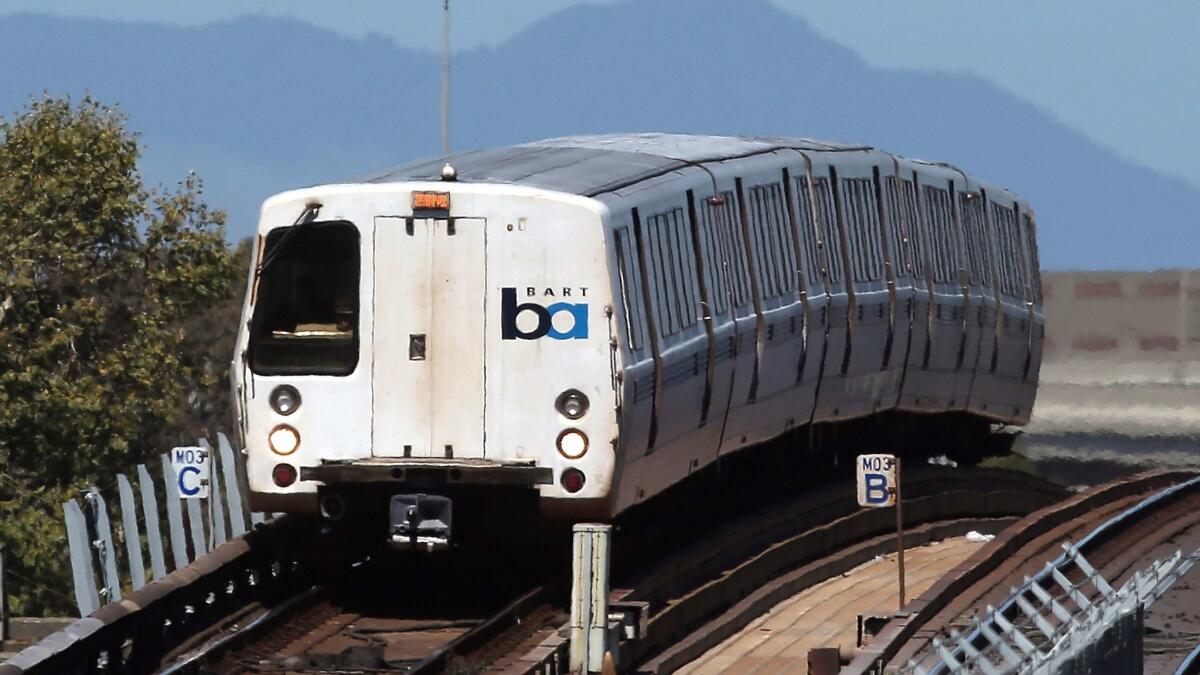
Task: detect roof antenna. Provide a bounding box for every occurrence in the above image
[441,0,451,154]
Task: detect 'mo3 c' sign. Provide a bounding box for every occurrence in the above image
[501,287,589,340]
[856,454,897,508]
[171,446,211,499]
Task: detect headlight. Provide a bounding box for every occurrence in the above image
[556,428,589,459]
[555,389,589,420]
[270,385,301,416]
[268,424,301,455]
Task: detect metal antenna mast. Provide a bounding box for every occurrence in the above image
[441,0,451,153]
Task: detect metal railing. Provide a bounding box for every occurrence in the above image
[901,542,1200,674]
[62,433,267,616]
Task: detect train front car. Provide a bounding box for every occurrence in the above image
[232,181,619,550]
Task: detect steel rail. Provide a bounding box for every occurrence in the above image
[844,470,1200,675]
[0,467,1067,675]
[157,586,323,675]
[1176,639,1200,675]
[925,472,1200,675]
[509,468,1067,674]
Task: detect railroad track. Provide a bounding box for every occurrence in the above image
[0,459,1069,675]
[846,470,1200,674]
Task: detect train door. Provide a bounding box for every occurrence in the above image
[895,167,936,413]
[957,185,995,415]
[730,169,807,440]
[703,186,758,456]
[912,170,964,411]
[989,199,1031,419]
[371,217,487,459]
[1017,208,1044,419]
[808,160,852,422]
[834,159,892,421]
[879,169,916,411]
[629,195,710,497]
[693,189,743,464]
[784,153,826,426]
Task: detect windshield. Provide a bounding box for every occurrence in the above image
[249,221,360,375]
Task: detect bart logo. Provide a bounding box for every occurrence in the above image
[501,287,588,340]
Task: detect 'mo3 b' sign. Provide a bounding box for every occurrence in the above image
[856,454,897,508]
[171,446,211,499]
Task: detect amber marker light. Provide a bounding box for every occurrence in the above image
[268,424,301,456]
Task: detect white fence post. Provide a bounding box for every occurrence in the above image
[218,433,247,537]
[116,474,147,591]
[1,544,9,643]
[137,464,168,580]
[86,488,122,603]
[63,436,255,615]
[63,499,99,616]
[160,454,190,570]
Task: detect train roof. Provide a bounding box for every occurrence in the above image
[358,133,875,198]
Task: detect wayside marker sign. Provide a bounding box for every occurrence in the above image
[856,453,897,508]
[171,446,210,499]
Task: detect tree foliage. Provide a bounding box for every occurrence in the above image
[0,96,242,614]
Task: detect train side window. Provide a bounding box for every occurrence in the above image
[901,180,925,278]
[613,228,645,352]
[960,193,992,286]
[644,212,676,336]
[792,178,821,283]
[883,177,910,277]
[711,191,752,307]
[748,183,796,298]
[670,208,701,329]
[812,178,843,282]
[1022,213,1042,303]
[767,183,798,294]
[841,178,884,282]
[861,179,884,280]
[746,188,771,298]
[992,204,1022,297]
[922,186,956,283]
[698,197,731,315]
[647,208,701,336]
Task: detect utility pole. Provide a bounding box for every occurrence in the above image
[441,0,451,154]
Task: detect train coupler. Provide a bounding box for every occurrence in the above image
[388,493,453,552]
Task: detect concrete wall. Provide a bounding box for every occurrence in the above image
[1028,270,1200,438]
[1041,270,1200,384]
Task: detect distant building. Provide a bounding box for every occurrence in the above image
[1041,270,1200,385]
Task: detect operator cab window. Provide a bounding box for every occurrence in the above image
[250,221,360,375]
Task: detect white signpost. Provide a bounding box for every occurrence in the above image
[856,453,905,609]
[170,446,211,499]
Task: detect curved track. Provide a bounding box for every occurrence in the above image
[1,460,1068,675]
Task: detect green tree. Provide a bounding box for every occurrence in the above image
[0,96,238,614]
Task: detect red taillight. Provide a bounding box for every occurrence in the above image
[273,463,297,487]
[560,469,586,494]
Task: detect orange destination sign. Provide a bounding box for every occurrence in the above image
[413,191,451,211]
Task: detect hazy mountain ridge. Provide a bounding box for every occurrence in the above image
[0,0,1195,268]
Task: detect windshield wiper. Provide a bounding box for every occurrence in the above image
[252,202,323,285]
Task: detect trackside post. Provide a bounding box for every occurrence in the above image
[855,454,905,610]
[570,523,613,674]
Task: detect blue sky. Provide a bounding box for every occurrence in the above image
[3,0,1198,190]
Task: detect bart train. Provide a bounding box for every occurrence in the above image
[231,134,1043,548]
